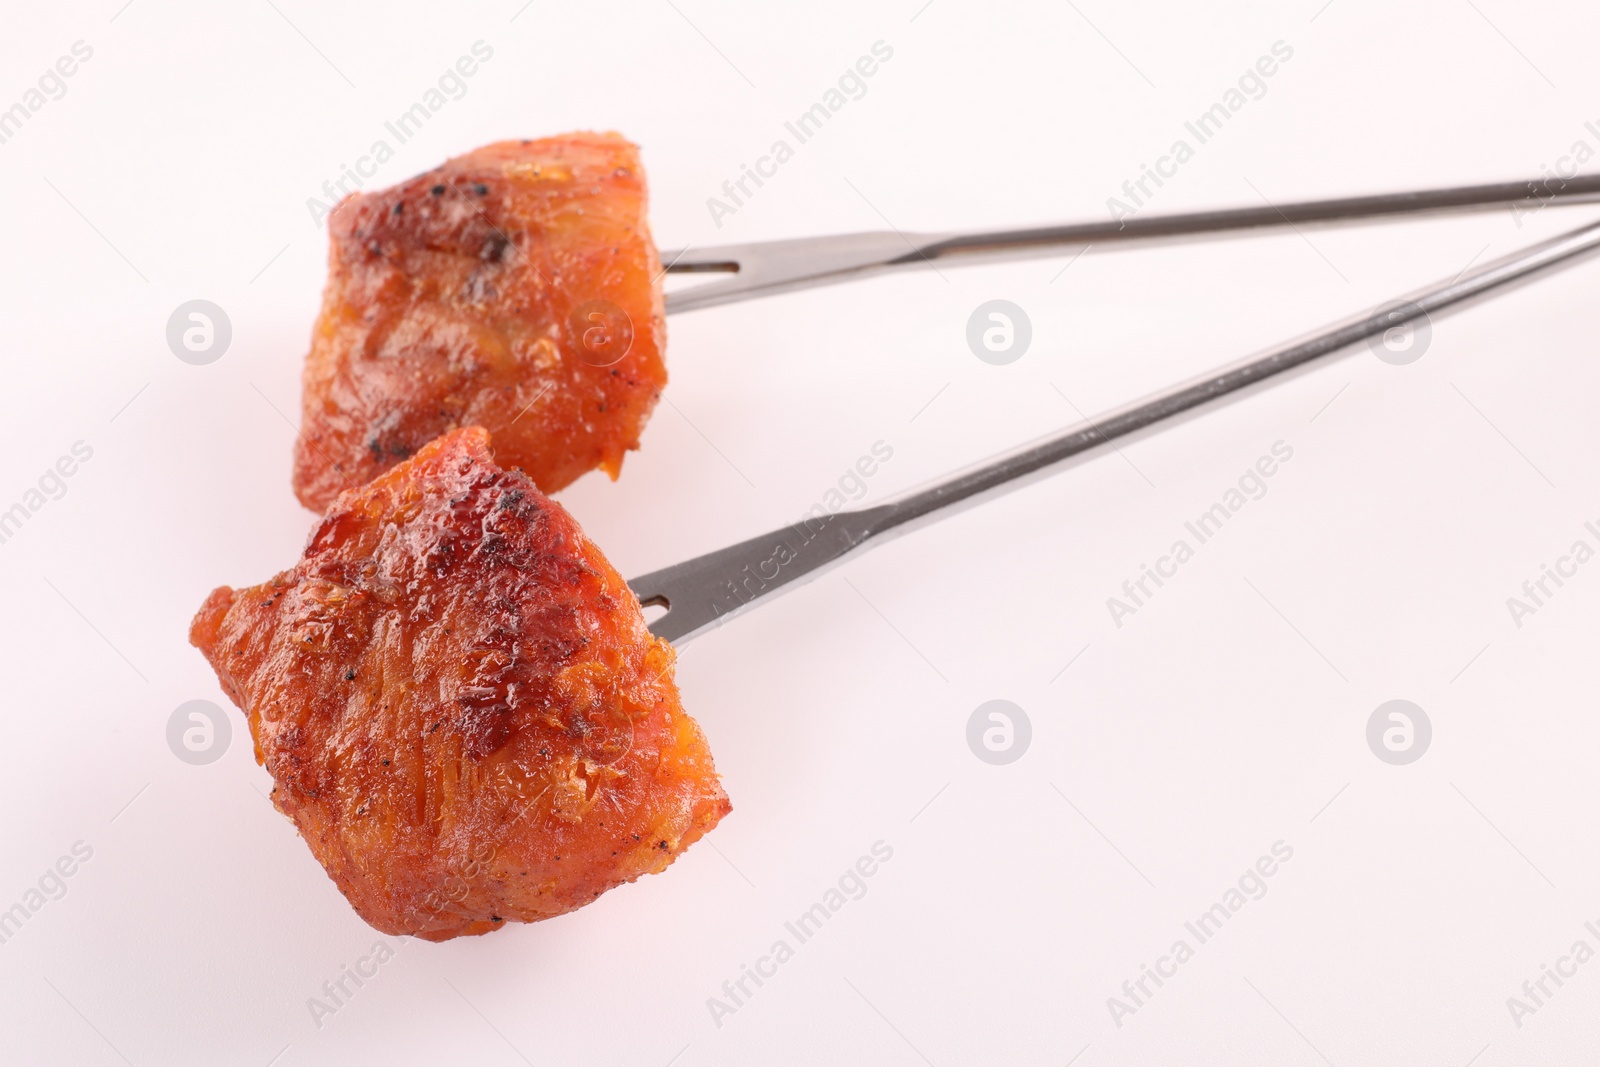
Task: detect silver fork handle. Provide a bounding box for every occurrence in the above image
[633,213,1600,643]
[661,174,1600,313]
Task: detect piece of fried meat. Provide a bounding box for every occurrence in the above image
[293,133,667,513]
[192,427,727,940]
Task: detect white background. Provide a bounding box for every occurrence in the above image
[2,1,1599,1064]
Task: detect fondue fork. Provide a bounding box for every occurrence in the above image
[661,174,1600,313]
[635,212,1600,642]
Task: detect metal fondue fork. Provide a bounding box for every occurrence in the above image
[660,174,1600,313]
[632,213,1600,643]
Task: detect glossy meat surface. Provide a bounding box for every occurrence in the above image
[293,133,666,512]
[192,428,727,940]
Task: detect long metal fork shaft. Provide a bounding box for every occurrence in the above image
[662,174,1600,313]
[632,215,1600,643]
